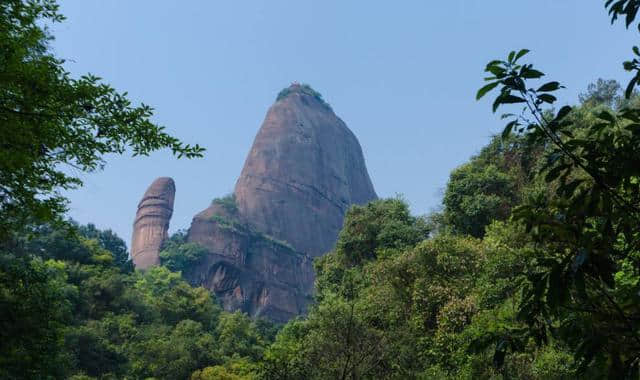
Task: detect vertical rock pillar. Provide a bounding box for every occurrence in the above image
[131,177,175,269]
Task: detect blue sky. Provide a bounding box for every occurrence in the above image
[53,1,637,247]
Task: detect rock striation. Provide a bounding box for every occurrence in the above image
[131,177,175,269]
[185,84,377,322]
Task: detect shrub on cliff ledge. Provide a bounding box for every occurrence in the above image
[276,83,331,109]
[212,194,239,214]
[159,231,208,272]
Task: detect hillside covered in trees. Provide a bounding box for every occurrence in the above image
[3,1,640,379]
[4,80,635,379]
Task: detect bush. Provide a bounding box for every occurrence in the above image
[212,194,238,214]
[276,83,331,109]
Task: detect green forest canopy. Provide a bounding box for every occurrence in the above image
[3,0,640,379]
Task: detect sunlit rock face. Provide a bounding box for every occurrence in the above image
[234,84,378,257]
[131,177,175,269]
[186,84,377,322]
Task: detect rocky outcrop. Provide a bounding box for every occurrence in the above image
[185,84,377,321]
[234,83,377,256]
[185,201,314,322]
[131,177,175,269]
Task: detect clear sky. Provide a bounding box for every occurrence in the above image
[52,1,636,247]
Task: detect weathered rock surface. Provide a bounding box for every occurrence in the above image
[131,177,175,269]
[185,84,377,321]
[185,202,314,322]
[234,84,378,256]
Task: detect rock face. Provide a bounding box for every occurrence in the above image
[185,84,377,322]
[131,177,175,269]
[234,84,378,256]
[185,201,314,322]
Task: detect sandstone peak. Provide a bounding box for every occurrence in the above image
[186,84,376,321]
[131,177,175,269]
[233,84,377,256]
[131,85,377,321]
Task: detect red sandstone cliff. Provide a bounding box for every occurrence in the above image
[185,84,377,321]
[132,84,377,322]
[186,202,314,322]
[233,84,377,257]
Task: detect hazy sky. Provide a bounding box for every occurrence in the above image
[52,1,636,247]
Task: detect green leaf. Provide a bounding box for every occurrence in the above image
[623,60,636,71]
[538,94,557,104]
[501,95,527,104]
[521,69,545,79]
[560,179,583,197]
[485,60,503,68]
[514,49,530,62]
[504,77,525,91]
[487,65,506,77]
[625,75,638,99]
[597,110,616,123]
[492,97,502,113]
[476,81,500,100]
[626,3,639,27]
[537,81,561,92]
[554,106,573,121]
[502,120,519,140]
[546,164,569,183]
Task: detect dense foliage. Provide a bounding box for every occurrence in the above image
[469,2,640,372]
[1,222,274,379]
[5,0,640,379]
[159,230,208,273]
[0,0,204,240]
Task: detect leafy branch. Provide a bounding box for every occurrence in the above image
[478,50,640,217]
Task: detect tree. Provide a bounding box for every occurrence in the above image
[0,256,74,378]
[134,266,221,329]
[443,162,516,238]
[134,320,218,379]
[159,230,208,272]
[474,1,640,375]
[216,312,267,362]
[0,3,206,373]
[77,222,130,270]
[260,319,312,380]
[192,359,256,380]
[0,0,204,241]
[578,78,622,108]
[332,198,430,267]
